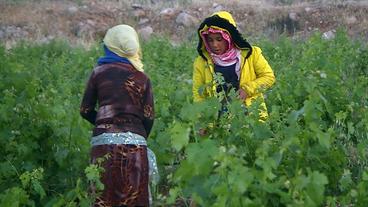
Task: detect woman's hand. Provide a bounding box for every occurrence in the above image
[238,88,248,100]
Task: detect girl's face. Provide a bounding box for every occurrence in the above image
[206,33,228,55]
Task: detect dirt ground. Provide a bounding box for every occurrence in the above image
[1,0,368,47]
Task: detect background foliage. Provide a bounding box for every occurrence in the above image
[0,31,367,206]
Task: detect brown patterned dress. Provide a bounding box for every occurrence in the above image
[80,62,154,207]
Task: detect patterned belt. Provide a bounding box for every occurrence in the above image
[91,131,146,146]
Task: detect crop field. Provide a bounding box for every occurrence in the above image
[0,30,367,206]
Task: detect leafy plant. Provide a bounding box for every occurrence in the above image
[0,31,367,206]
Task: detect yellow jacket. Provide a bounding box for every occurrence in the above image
[193,11,275,118]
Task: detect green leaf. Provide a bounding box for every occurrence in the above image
[170,122,190,151]
[166,187,180,204]
[306,171,328,205]
[185,139,217,176]
[32,180,46,199]
[339,169,353,192]
[54,147,69,166]
[316,130,331,149]
[253,122,273,139]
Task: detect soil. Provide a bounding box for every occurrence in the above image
[1,0,368,47]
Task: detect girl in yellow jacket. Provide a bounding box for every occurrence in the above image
[193,11,275,119]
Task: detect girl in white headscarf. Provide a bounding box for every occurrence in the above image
[80,24,157,207]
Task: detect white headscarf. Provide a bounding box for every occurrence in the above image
[103,24,144,71]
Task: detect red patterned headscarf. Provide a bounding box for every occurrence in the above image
[201,27,241,78]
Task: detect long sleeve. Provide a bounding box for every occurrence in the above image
[192,57,206,102]
[241,47,275,97]
[80,70,98,125]
[142,78,154,136]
